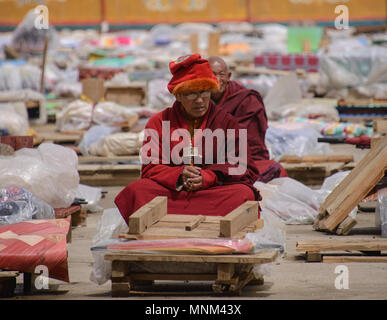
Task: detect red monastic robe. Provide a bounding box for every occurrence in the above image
[115,101,261,224]
[214,81,287,181]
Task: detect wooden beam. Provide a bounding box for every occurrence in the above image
[323,256,387,263]
[190,33,199,54]
[185,215,205,231]
[208,32,220,57]
[217,263,235,281]
[219,201,259,238]
[128,196,167,234]
[296,239,387,252]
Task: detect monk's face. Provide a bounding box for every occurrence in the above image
[210,61,231,95]
[177,91,211,119]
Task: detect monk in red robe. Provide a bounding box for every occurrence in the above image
[115,54,261,224]
[208,56,288,182]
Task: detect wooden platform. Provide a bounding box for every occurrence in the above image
[296,239,387,262]
[105,250,277,296]
[0,271,19,298]
[78,163,141,186]
[105,197,276,296]
[281,162,346,185]
[120,197,264,240]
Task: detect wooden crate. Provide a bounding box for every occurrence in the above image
[296,239,387,263]
[281,162,345,185]
[105,250,277,297]
[104,82,147,106]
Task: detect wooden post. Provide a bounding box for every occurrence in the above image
[219,201,258,238]
[40,35,49,94]
[208,32,220,57]
[190,33,199,54]
[128,196,168,234]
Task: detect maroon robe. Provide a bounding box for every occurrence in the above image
[115,101,261,224]
[214,81,287,181]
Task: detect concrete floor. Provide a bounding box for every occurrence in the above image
[5,144,387,300]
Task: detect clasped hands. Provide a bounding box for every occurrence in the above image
[180,165,203,192]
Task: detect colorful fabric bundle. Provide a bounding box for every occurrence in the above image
[0,218,70,282]
[280,117,373,138]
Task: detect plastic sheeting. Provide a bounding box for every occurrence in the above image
[0,187,54,226]
[56,100,138,132]
[265,122,331,161]
[0,143,79,208]
[254,172,357,224]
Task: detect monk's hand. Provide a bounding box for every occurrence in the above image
[185,175,203,192]
[181,166,201,191]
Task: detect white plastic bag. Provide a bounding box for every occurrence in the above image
[78,125,117,156]
[254,172,355,225]
[56,100,138,132]
[88,131,143,157]
[0,143,79,208]
[0,103,29,136]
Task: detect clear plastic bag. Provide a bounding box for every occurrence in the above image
[90,208,128,285]
[0,143,79,208]
[0,186,54,225]
[265,123,331,161]
[76,184,103,213]
[377,188,387,237]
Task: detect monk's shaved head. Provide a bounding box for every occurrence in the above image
[208,56,231,101]
[208,56,228,70]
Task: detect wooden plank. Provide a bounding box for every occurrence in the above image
[190,33,199,54]
[185,215,205,231]
[217,264,235,281]
[78,155,139,164]
[323,256,387,263]
[128,196,167,234]
[220,201,259,238]
[105,251,278,264]
[208,32,220,56]
[79,173,140,186]
[373,119,387,134]
[296,239,387,252]
[121,273,217,281]
[281,155,354,163]
[320,143,387,232]
[78,163,141,173]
